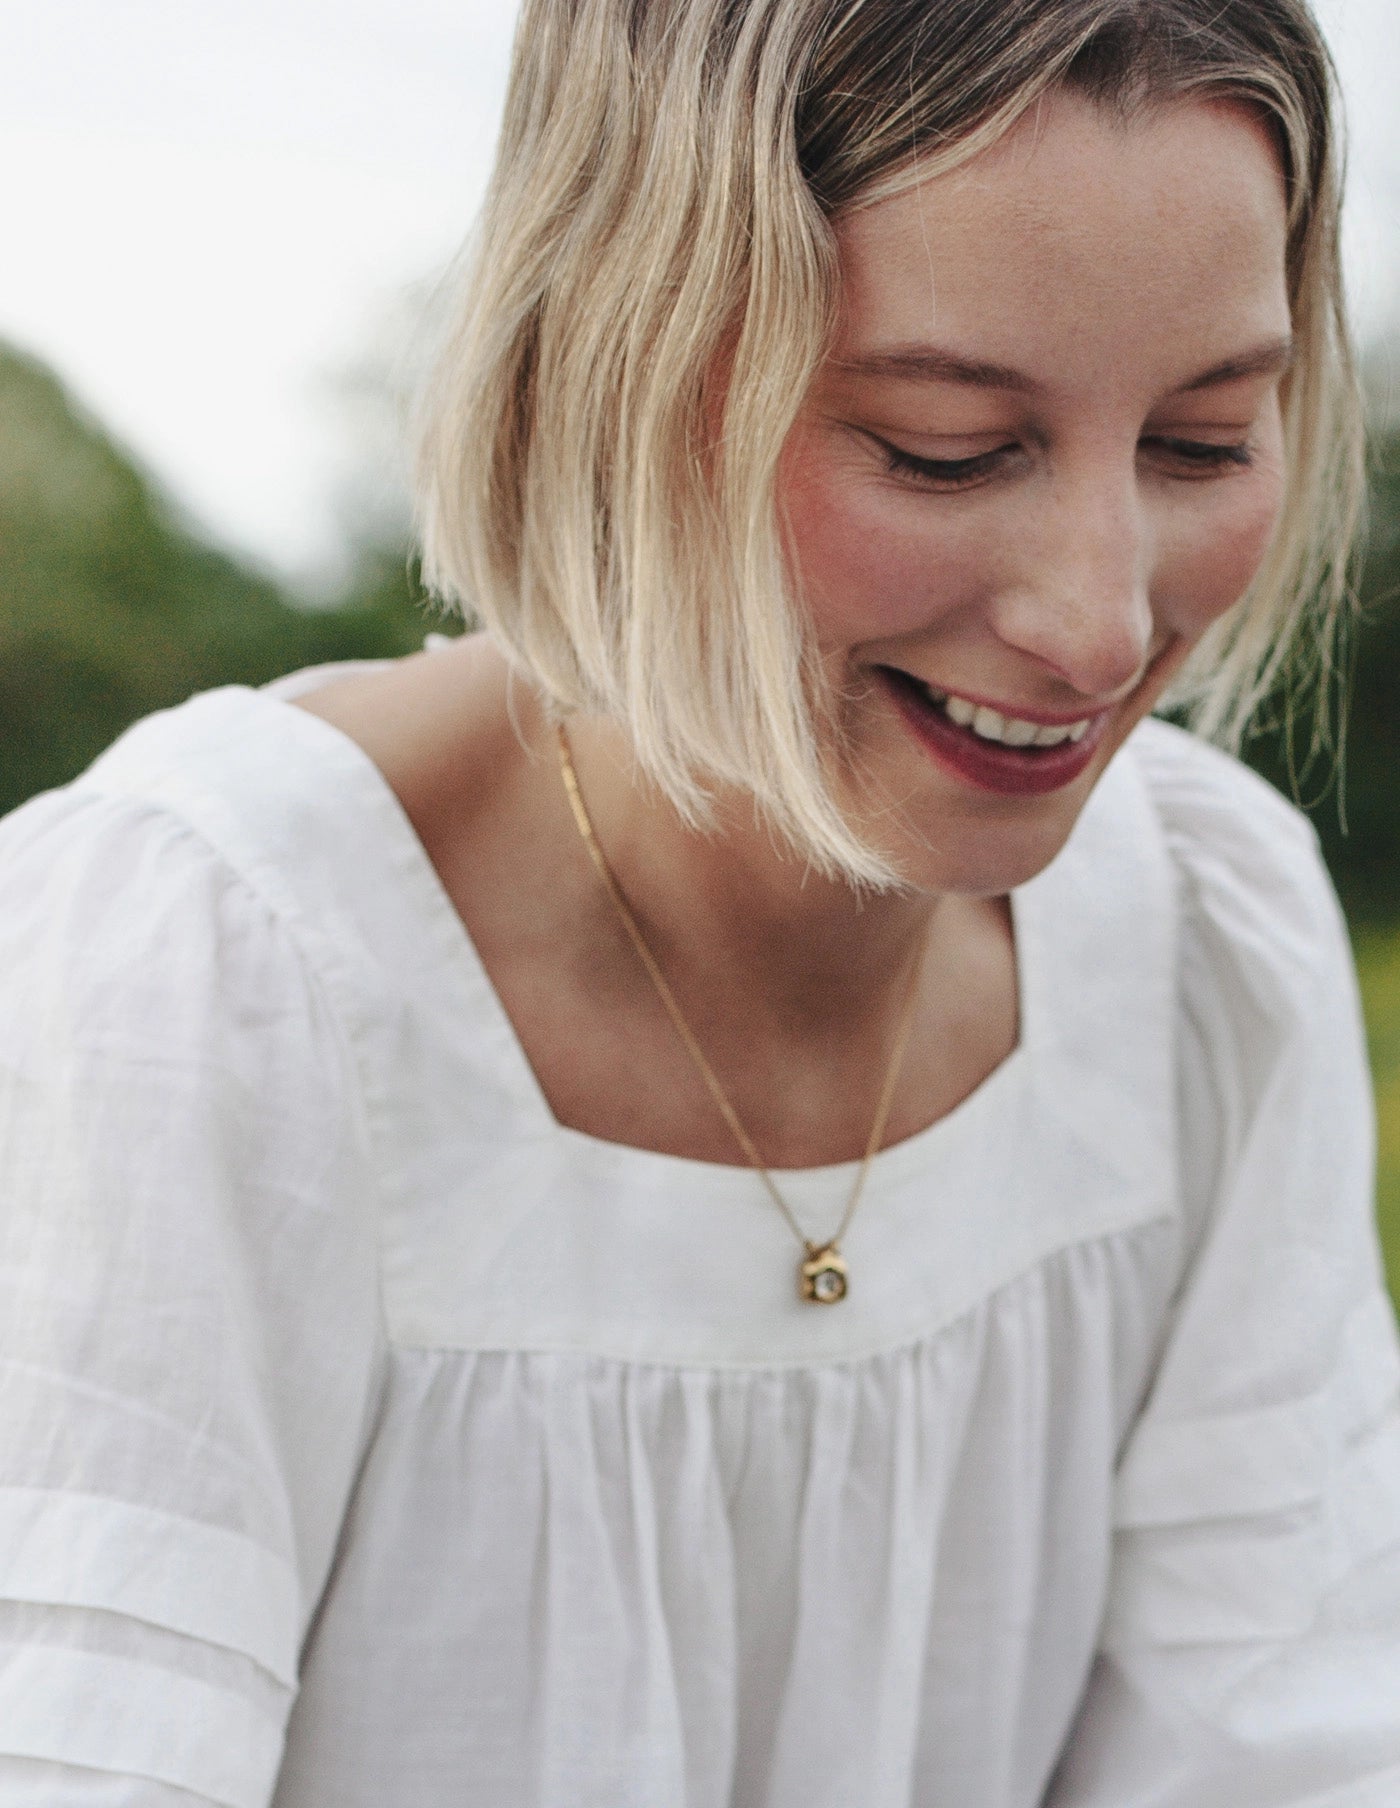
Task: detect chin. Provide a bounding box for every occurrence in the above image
[873,790,1090,899]
[848,693,1152,896]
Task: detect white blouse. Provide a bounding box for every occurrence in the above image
[1,672,1398,1808]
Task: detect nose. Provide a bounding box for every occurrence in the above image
[987,470,1155,702]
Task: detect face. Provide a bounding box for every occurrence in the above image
[777,89,1293,896]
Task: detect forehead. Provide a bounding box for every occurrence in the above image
[831,90,1291,393]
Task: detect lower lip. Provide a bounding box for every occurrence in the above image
[879,672,1107,797]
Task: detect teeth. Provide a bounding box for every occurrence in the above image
[931,687,1092,748]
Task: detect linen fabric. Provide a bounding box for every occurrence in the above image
[0,673,1398,1807]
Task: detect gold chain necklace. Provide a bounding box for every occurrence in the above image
[556,723,927,1304]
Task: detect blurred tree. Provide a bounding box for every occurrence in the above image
[0,341,452,815]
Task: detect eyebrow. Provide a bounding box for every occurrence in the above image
[835,334,1296,396]
[836,348,1045,393]
[1174,337,1296,392]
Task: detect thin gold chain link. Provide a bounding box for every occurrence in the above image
[556,722,927,1257]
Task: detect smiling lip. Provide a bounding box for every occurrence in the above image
[876,667,1109,796]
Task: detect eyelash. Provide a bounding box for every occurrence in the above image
[879,436,1256,490]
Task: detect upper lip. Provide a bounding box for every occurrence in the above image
[878,667,1116,728]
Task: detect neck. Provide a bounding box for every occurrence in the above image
[555,707,948,1035]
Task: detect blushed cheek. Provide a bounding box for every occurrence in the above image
[1165,480,1286,641]
[781,466,970,645]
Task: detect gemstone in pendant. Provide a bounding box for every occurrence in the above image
[800,1244,848,1304]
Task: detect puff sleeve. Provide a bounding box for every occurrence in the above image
[1048,730,1400,1806]
[0,785,387,1805]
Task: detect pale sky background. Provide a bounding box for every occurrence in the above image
[1,0,1396,585]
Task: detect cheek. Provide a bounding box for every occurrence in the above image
[1157,470,1286,640]
[779,440,970,645]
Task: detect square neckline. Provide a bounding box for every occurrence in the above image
[259,666,1036,1192]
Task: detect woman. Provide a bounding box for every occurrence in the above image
[1,0,1397,1802]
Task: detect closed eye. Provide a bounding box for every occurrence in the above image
[873,431,1257,491]
[1143,436,1256,475]
[875,437,1019,490]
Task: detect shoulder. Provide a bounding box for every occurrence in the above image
[1120,720,1366,1234]
[0,748,268,1009]
[1032,715,1346,1098]
[0,673,525,1148]
[0,690,399,1355]
[0,684,385,1075]
[1125,715,1345,1001]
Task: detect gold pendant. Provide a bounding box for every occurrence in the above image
[800,1242,848,1304]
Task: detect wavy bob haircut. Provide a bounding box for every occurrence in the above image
[418,0,1361,888]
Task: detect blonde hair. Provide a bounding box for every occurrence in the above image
[418,0,1361,888]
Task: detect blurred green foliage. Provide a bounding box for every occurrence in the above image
[1354,931,1400,1301]
[0,342,450,814]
